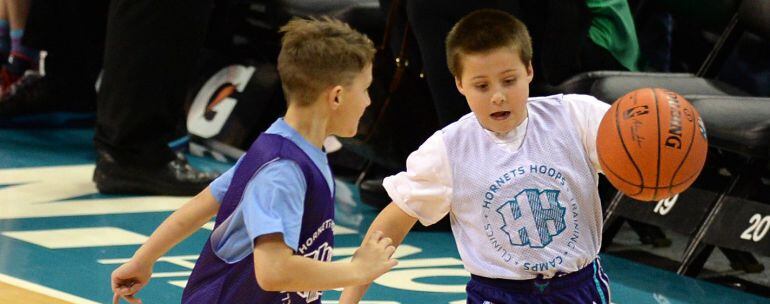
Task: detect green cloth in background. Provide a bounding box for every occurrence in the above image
[586,0,642,71]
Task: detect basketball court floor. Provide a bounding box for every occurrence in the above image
[2,126,769,304]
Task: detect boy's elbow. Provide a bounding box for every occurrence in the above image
[254,265,289,291]
[256,277,283,292]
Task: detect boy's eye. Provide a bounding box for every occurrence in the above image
[474,83,488,90]
[504,78,516,85]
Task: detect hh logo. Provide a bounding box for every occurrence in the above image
[295,242,333,302]
[496,189,566,248]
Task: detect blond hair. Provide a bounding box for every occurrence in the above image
[277,17,375,106]
[446,9,533,77]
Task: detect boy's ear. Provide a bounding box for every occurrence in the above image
[526,61,534,83]
[328,85,344,109]
[454,77,466,96]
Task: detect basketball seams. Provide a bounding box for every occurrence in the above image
[599,88,707,201]
[599,150,643,195]
[613,91,645,195]
[600,156,701,190]
[668,103,699,194]
[652,88,662,201]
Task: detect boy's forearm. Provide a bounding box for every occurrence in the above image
[340,202,417,302]
[133,187,219,263]
[263,256,365,292]
[339,284,370,303]
[363,202,417,247]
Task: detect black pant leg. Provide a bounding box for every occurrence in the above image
[577,35,626,72]
[23,0,107,112]
[405,0,471,127]
[406,0,521,127]
[95,0,213,166]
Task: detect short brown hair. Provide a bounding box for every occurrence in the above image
[277,17,375,106]
[445,9,533,77]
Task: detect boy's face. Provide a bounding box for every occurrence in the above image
[455,47,533,134]
[328,64,373,137]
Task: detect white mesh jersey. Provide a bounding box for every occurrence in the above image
[384,94,608,280]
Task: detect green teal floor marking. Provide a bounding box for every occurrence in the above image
[1,128,769,303]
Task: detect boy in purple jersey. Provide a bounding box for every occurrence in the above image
[110,17,398,304]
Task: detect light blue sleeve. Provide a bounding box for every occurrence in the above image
[208,156,244,203]
[243,159,306,250]
[211,159,306,262]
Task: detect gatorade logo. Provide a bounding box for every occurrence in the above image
[187,65,256,138]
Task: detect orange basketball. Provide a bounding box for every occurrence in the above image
[596,88,708,201]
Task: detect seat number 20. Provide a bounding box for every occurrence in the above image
[740,214,770,242]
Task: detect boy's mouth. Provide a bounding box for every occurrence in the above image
[490,111,511,120]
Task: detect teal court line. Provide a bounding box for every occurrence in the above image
[1,128,769,303]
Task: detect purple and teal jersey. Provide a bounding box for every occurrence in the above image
[207,118,333,259]
[182,120,335,304]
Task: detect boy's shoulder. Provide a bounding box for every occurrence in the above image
[249,133,293,158]
[527,93,563,108]
[528,94,603,106]
[525,94,572,113]
[529,93,599,102]
[236,133,311,176]
[440,112,478,135]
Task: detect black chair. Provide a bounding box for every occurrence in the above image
[587,0,770,278]
[601,94,770,274]
[554,0,769,100]
[676,95,770,275]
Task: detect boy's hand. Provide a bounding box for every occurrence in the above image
[351,230,398,283]
[110,259,153,304]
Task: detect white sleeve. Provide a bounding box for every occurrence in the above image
[563,94,611,173]
[382,131,453,226]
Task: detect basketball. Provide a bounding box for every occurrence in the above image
[596,88,708,202]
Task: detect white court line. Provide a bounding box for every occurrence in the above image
[202,222,358,235]
[0,273,99,304]
[325,301,400,304]
[2,227,148,249]
[151,271,192,278]
[333,225,357,235]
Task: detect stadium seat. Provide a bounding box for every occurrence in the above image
[595,0,770,277]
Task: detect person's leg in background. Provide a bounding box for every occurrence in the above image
[576,34,626,73]
[355,1,519,197]
[406,0,520,127]
[0,1,9,63]
[399,0,631,125]
[0,0,105,118]
[93,0,218,196]
[637,11,674,72]
[0,0,38,93]
[405,0,469,127]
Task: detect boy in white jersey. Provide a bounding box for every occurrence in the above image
[341,9,612,304]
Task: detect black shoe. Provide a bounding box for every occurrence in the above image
[358,178,390,209]
[0,73,96,119]
[93,151,219,196]
[359,178,386,194]
[0,71,47,117]
[359,176,452,231]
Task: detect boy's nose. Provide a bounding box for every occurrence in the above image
[491,92,506,105]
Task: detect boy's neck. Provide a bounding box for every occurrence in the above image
[283,104,329,149]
